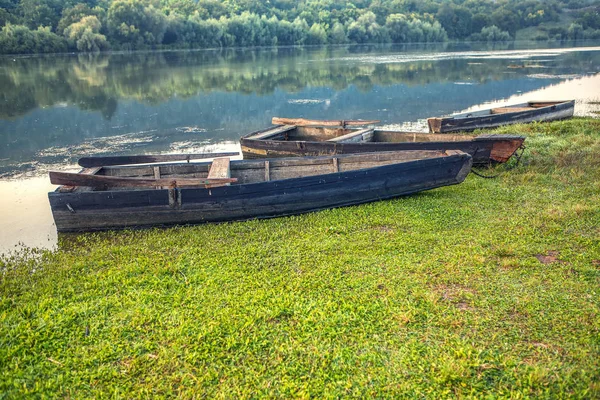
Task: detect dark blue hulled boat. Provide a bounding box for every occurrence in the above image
[427,100,574,133]
[48,150,472,232]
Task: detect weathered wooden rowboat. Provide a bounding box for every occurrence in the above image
[427,100,574,133]
[240,123,524,165]
[48,151,472,232]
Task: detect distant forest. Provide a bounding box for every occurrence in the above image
[1,0,599,54]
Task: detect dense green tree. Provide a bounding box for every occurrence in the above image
[19,0,62,30]
[470,25,511,41]
[386,13,410,42]
[197,0,228,19]
[386,13,447,43]
[436,4,472,39]
[329,21,348,43]
[57,4,105,35]
[186,15,224,47]
[0,8,19,27]
[107,0,166,48]
[0,23,67,53]
[307,22,327,44]
[162,0,197,16]
[347,11,389,43]
[0,0,592,54]
[490,8,519,36]
[65,15,109,51]
[567,22,584,39]
[471,13,490,34]
[577,11,600,30]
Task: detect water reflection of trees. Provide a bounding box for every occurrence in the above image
[2,47,596,115]
[4,45,592,120]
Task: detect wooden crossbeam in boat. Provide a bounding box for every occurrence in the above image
[208,158,231,179]
[490,107,536,114]
[153,166,163,189]
[264,160,270,182]
[50,171,236,189]
[58,167,101,193]
[528,101,565,108]
[206,157,231,188]
[249,125,296,140]
[271,117,379,127]
[332,157,339,173]
[327,128,374,143]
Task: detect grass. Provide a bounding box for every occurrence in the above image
[1,118,600,398]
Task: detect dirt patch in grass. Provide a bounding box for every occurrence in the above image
[536,251,560,264]
[372,225,395,233]
[435,284,477,310]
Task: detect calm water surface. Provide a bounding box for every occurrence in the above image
[1,42,599,253]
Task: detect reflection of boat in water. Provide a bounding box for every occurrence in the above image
[427,100,575,133]
[48,151,472,232]
[240,118,525,166]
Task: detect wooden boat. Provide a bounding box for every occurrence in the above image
[48,151,472,232]
[240,122,524,166]
[427,100,574,133]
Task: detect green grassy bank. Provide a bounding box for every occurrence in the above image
[1,118,599,398]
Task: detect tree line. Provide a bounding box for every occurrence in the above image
[0,0,599,54]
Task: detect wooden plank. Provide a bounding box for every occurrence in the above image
[327,128,374,143]
[490,107,535,114]
[206,157,231,188]
[528,101,567,108]
[50,171,237,189]
[207,158,231,179]
[78,152,239,168]
[272,117,379,127]
[246,125,297,140]
[264,160,270,182]
[153,166,162,189]
[58,167,102,193]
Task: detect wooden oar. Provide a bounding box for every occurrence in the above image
[50,171,237,189]
[271,117,379,127]
[78,152,240,168]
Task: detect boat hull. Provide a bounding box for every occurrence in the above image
[48,152,472,232]
[241,133,523,165]
[428,100,575,133]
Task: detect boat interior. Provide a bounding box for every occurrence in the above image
[245,125,477,143]
[447,101,566,119]
[58,151,456,193]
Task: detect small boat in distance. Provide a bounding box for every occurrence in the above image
[48,151,472,232]
[427,100,575,133]
[241,119,524,166]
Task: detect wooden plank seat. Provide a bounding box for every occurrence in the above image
[327,128,374,143]
[207,157,231,187]
[249,125,296,140]
[490,107,536,114]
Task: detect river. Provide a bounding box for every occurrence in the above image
[1,41,599,253]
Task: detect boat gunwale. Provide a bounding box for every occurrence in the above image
[51,150,470,195]
[434,100,575,121]
[241,125,525,143]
